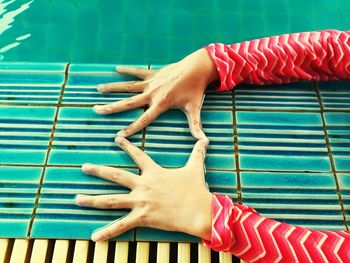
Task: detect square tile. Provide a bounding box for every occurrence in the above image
[31,167,136,240]
[236,111,331,172]
[324,113,350,171]
[0,166,42,238]
[0,106,56,165]
[241,171,345,230]
[234,82,319,111]
[48,107,143,166]
[144,110,235,169]
[318,81,350,110]
[63,64,148,105]
[0,63,65,104]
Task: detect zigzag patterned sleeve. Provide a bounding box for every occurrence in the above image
[202,194,350,262]
[205,29,350,91]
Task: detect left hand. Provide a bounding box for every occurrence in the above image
[93,48,218,139]
[75,137,212,242]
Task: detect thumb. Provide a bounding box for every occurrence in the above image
[184,103,206,140]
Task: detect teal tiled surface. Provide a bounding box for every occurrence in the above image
[144,110,235,170]
[324,113,350,171]
[0,106,56,165]
[236,111,331,172]
[31,167,135,240]
[319,81,350,110]
[338,173,350,227]
[234,82,319,111]
[241,172,345,230]
[63,64,147,105]
[48,107,143,166]
[0,167,42,238]
[0,62,348,241]
[0,63,65,104]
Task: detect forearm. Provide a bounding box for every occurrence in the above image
[205,29,350,91]
[203,194,350,262]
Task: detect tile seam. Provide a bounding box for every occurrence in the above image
[232,90,242,204]
[26,63,71,237]
[313,81,348,230]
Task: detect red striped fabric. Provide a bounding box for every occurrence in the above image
[205,30,350,91]
[202,30,350,262]
[202,194,350,262]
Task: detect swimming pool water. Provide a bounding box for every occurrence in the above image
[1,0,350,64]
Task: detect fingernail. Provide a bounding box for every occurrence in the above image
[92,232,102,242]
[93,105,105,114]
[97,84,105,91]
[116,66,124,71]
[115,136,125,145]
[116,130,126,137]
[75,194,85,205]
[82,163,94,174]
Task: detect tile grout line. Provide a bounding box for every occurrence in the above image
[232,90,242,204]
[313,81,348,230]
[26,63,71,238]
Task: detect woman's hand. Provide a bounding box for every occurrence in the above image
[94,48,218,139]
[75,137,213,242]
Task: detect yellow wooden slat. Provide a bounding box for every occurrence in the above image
[30,239,49,263]
[52,240,69,263]
[93,241,109,263]
[219,252,232,263]
[198,243,211,263]
[0,239,10,263]
[135,242,149,263]
[156,242,170,263]
[72,240,89,263]
[9,239,29,263]
[177,243,190,263]
[114,241,129,263]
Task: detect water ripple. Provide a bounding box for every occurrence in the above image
[0,0,33,60]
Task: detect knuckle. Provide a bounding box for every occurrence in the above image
[107,197,119,208]
[105,228,114,239]
[118,222,127,232]
[125,98,135,107]
[158,99,169,110]
[94,166,101,176]
[138,213,148,226]
[111,171,121,182]
[140,114,150,125]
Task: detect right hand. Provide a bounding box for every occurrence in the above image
[76,137,212,242]
[94,48,218,139]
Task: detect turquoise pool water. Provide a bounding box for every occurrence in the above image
[1,0,350,64]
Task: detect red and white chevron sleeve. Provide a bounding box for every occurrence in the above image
[205,29,350,91]
[202,194,350,262]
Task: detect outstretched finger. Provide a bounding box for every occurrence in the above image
[187,138,209,168]
[75,194,133,209]
[115,137,157,170]
[97,81,145,93]
[93,93,149,115]
[91,212,139,242]
[116,66,156,80]
[184,106,206,140]
[117,105,163,138]
[81,163,138,189]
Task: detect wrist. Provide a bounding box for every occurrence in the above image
[190,191,213,240]
[196,48,219,84]
[182,48,219,86]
